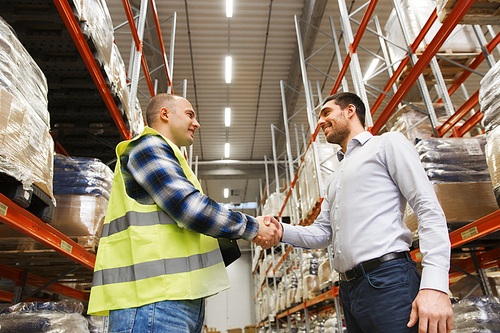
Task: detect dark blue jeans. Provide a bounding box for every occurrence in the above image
[339,257,421,333]
[109,299,205,333]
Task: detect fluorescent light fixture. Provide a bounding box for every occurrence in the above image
[224,143,230,158]
[225,56,232,83]
[363,58,380,81]
[225,107,231,127]
[224,188,229,198]
[226,0,233,17]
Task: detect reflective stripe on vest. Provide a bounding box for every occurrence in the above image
[92,248,221,286]
[101,210,176,238]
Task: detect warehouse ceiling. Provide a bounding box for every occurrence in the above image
[3,0,492,216]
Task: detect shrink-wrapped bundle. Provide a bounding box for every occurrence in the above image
[73,0,114,69]
[0,300,90,333]
[53,155,113,200]
[286,273,298,308]
[277,280,286,312]
[262,191,289,217]
[385,0,480,69]
[302,251,320,300]
[0,17,49,127]
[415,137,490,183]
[318,258,332,291]
[485,126,500,207]
[50,155,113,241]
[296,146,321,222]
[479,58,500,133]
[452,296,500,332]
[0,88,54,203]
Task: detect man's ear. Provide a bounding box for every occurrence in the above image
[159,107,169,121]
[346,104,356,119]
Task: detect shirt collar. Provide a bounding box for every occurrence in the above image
[337,131,373,162]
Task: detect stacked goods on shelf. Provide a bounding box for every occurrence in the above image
[49,155,113,250]
[452,296,500,332]
[285,273,298,309]
[296,146,321,222]
[262,191,290,218]
[316,139,342,195]
[302,250,320,300]
[72,0,144,136]
[404,137,499,236]
[479,59,500,207]
[0,17,55,207]
[0,300,90,332]
[437,0,500,25]
[385,0,480,83]
[387,103,471,144]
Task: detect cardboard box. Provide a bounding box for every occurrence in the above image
[405,182,499,233]
[244,326,256,333]
[227,329,242,333]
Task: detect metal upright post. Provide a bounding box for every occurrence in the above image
[407,0,455,118]
[271,126,280,195]
[391,0,440,137]
[473,25,496,69]
[330,17,349,92]
[264,156,270,204]
[128,0,149,113]
[337,0,373,127]
[168,12,177,93]
[373,15,398,96]
[280,80,300,226]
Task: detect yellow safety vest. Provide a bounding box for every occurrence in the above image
[88,127,229,316]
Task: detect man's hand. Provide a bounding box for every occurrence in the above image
[252,215,282,249]
[407,289,453,333]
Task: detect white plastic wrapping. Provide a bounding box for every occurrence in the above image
[0,300,90,333]
[479,58,500,133]
[0,17,49,127]
[485,126,500,206]
[385,0,480,69]
[296,146,321,222]
[74,0,114,68]
[0,88,55,204]
[262,191,290,217]
[437,0,500,25]
[452,296,500,332]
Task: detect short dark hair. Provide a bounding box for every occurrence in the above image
[145,93,180,126]
[323,92,366,127]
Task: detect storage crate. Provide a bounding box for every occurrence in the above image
[437,0,500,25]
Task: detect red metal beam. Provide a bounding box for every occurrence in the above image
[0,263,89,302]
[122,0,156,97]
[370,10,437,116]
[0,290,48,303]
[449,209,500,249]
[330,0,378,95]
[445,30,500,99]
[149,0,173,90]
[372,0,478,135]
[53,0,131,140]
[451,109,483,137]
[437,90,479,137]
[0,194,95,270]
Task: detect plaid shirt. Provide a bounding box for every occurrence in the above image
[120,134,259,241]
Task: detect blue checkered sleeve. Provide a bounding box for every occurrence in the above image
[126,135,259,241]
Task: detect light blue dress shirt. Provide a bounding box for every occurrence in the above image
[281,131,451,293]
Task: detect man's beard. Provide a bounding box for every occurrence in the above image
[325,122,349,146]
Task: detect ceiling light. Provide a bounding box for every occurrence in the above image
[363,58,380,81]
[224,143,230,158]
[225,56,232,83]
[225,107,231,127]
[226,0,233,18]
[224,188,229,198]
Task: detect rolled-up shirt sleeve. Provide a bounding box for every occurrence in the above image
[127,135,259,241]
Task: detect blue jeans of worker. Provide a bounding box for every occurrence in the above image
[339,257,421,333]
[109,298,205,333]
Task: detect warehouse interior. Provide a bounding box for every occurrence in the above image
[0,0,500,332]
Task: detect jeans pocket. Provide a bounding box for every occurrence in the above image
[366,261,407,290]
[109,308,137,333]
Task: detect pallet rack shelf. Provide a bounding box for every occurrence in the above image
[254,0,500,331]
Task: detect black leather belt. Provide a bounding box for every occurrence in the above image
[339,252,409,282]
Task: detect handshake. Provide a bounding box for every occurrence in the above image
[252,215,283,249]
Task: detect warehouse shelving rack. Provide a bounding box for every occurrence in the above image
[0,0,176,304]
[253,0,500,331]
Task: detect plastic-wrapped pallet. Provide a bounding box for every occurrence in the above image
[0,300,90,332]
[452,296,500,332]
[286,273,298,308]
[0,17,49,127]
[262,191,289,218]
[73,0,114,70]
[49,155,113,245]
[385,0,480,69]
[302,251,320,300]
[388,104,470,144]
[485,126,500,207]
[415,137,490,184]
[296,146,321,222]
[437,0,500,25]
